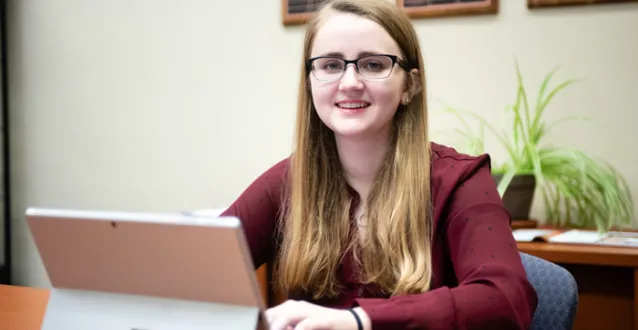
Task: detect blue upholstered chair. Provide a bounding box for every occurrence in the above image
[520,252,579,330]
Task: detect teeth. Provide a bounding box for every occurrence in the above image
[338,102,369,109]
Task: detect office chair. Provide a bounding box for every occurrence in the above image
[520,252,578,330]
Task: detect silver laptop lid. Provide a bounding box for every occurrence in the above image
[26,207,268,330]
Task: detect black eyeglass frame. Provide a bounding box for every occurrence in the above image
[305,54,410,80]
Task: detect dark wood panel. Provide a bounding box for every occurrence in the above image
[560,264,634,330]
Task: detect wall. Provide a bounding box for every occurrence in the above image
[7,0,638,287]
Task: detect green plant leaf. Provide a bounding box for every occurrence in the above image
[433,59,636,232]
[496,167,518,197]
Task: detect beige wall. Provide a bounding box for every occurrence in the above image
[6,0,638,287]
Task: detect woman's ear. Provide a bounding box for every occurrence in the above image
[402,69,422,105]
[408,69,422,95]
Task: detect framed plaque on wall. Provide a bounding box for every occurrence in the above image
[281,0,327,26]
[396,0,498,19]
[282,0,499,25]
[528,0,637,8]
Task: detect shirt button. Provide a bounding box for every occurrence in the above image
[357,287,364,297]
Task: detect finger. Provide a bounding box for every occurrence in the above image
[270,317,297,330]
[266,301,306,330]
[294,316,330,330]
[265,300,293,328]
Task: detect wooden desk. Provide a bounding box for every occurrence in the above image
[0,285,49,330]
[0,265,269,330]
[9,244,636,330]
[518,241,638,330]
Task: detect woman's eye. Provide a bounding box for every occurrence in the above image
[363,61,383,71]
[324,62,344,71]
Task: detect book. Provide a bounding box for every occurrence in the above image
[595,231,638,247]
[513,228,638,248]
[512,229,565,242]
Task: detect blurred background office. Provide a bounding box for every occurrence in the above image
[0,0,636,303]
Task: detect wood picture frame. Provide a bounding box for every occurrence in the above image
[396,0,499,19]
[281,0,326,26]
[528,0,638,8]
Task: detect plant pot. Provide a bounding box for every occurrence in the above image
[492,173,536,220]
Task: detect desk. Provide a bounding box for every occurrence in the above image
[518,241,638,330]
[7,246,635,329]
[0,285,49,330]
[0,265,269,330]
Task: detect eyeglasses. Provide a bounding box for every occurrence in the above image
[307,54,408,82]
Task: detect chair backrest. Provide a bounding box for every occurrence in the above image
[519,252,578,330]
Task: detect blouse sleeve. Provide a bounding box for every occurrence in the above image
[353,155,538,330]
[220,158,289,270]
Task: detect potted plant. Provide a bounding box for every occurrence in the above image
[438,60,635,232]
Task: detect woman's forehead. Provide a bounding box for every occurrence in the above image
[310,13,401,59]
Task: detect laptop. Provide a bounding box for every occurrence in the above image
[26,207,269,330]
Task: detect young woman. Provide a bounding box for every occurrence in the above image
[221,0,538,329]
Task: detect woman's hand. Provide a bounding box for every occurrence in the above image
[264,300,370,330]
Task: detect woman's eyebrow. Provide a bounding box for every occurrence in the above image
[314,50,386,58]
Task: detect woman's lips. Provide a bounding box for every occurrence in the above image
[335,100,370,114]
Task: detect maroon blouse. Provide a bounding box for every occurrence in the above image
[221,142,538,329]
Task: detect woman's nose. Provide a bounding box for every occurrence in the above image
[338,65,364,90]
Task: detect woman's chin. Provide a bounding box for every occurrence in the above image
[330,125,370,138]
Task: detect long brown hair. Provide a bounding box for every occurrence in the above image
[275,0,432,300]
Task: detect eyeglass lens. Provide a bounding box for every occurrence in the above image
[311,55,395,81]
